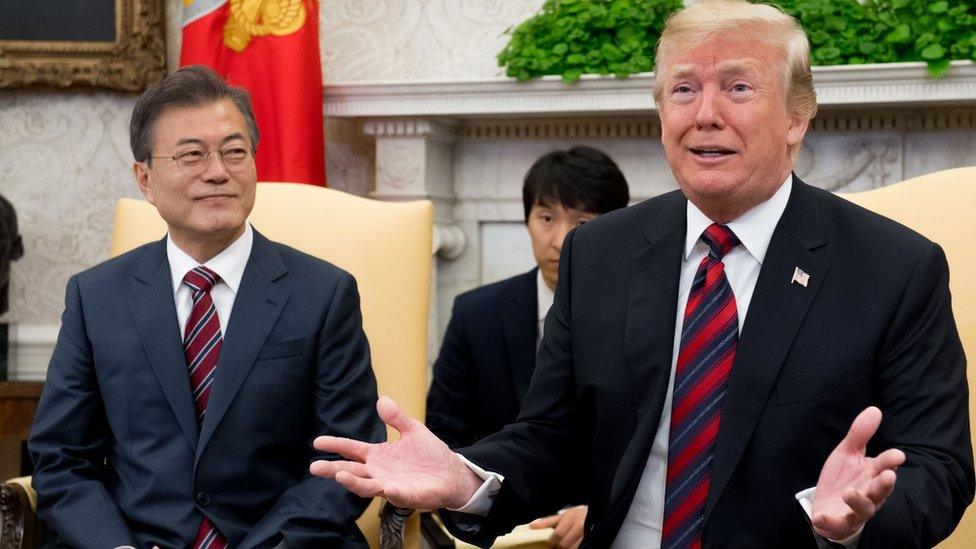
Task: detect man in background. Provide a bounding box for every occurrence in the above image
[426,146,629,548]
[29,65,384,548]
[0,193,24,317]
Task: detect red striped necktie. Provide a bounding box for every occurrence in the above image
[662,223,740,549]
[183,266,228,549]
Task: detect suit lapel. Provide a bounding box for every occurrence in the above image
[127,238,199,449]
[503,269,539,403]
[196,232,290,457]
[608,193,686,509]
[705,179,830,521]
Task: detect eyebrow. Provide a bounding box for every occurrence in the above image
[715,59,762,79]
[175,132,247,148]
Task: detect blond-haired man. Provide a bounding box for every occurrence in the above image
[311,2,974,547]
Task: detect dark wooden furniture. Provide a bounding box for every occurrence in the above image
[0,382,44,549]
[0,383,41,480]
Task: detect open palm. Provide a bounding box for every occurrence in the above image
[812,407,906,541]
[310,396,483,510]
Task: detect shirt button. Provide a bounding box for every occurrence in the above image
[196,491,210,506]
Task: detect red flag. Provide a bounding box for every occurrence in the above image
[180,0,325,186]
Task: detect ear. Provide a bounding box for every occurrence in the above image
[786,111,809,148]
[133,162,156,205]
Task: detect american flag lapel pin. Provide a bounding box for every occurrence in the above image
[791,266,810,287]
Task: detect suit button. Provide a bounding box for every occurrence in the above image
[196,491,210,506]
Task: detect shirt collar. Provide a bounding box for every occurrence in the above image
[684,174,792,264]
[167,223,254,295]
[536,269,555,323]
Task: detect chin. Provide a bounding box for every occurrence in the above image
[680,173,742,199]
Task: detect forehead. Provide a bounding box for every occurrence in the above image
[531,199,597,216]
[663,36,783,81]
[152,99,248,146]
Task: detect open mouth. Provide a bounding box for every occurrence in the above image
[690,148,735,157]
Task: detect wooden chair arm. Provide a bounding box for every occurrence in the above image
[1,477,48,549]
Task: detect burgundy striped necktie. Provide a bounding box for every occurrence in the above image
[662,224,740,549]
[183,266,228,549]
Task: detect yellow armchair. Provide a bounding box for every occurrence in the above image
[840,166,976,547]
[112,183,433,548]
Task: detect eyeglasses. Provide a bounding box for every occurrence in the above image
[150,146,251,176]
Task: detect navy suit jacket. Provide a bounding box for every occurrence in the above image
[426,269,538,449]
[29,231,385,548]
[448,178,974,548]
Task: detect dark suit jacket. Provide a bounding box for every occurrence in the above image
[449,178,974,548]
[426,269,538,449]
[29,231,386,548]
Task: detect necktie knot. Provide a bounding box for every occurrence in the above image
[702,223,740,260]
[183,266,220,294]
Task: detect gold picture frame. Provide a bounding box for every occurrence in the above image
[0,0,166,92]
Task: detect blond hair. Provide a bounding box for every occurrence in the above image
[653,0,817,120]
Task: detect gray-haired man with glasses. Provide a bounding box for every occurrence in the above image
[29,65,385,548]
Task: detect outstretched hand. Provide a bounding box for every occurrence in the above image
[310,396,484,510]
[812,406,905,541]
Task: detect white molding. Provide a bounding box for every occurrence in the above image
[7,324,58,381]
[324,61,976,119]
[433,224,466,259]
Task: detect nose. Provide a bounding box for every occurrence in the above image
[200,151,230,183]
[553,220,575,252]
[694,85,724,130]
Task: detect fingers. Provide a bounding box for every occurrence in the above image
[553,514,585,549]
[841,406,882,453]
[334,470,385,498]
[309,459,372,480]
[313,435,372,462]
[377,396,421,435]
[545,507,586,549]
[841,485,877,522]
[529,513,560,529]
[838,470,898,529]
[872,448,906,474]
[815,467,899,540]
[812,508,858,541]
[863,468,898,506]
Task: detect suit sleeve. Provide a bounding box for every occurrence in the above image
[859,242,975,547]
[241,272,386,548]
[28,275,137,548]
[426,297,481,449]
[442,231,586,545]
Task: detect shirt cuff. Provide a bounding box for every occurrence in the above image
[795,487,863,548]
[446,453,504,516]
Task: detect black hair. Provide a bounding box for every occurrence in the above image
[522,146,630,222]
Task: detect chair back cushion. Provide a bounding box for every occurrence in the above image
[840,167,976,547]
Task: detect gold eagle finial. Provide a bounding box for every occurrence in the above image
[224,0,307,53]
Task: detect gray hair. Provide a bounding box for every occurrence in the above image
[129,65,260,164]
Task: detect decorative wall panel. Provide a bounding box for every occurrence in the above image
[321,0,544,82]
[0,92,142,325]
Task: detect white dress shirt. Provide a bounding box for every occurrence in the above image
[112,225,255,549]
[537,269,555,345]
[167,224,253,335]
[610,176,792,547]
